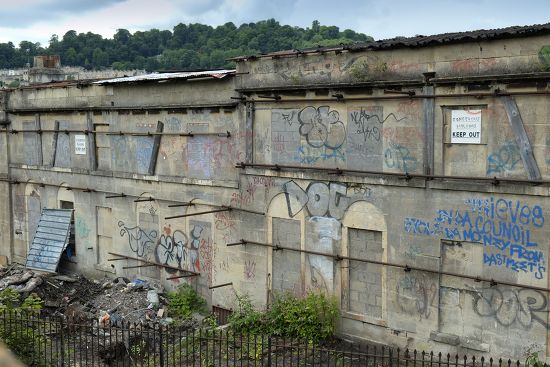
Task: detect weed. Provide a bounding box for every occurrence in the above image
[229,291,339,343]
[167,283,207,320]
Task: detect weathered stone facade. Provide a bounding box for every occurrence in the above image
[2,24,550,360]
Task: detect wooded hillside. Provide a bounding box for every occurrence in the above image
[0,20,372,71]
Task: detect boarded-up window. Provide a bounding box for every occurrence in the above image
[23,120,41,165]
[272,217,302,295]
[54,121,71,168]
[95,125,111,171]
[96,207,112,266]
[348,228,383,318]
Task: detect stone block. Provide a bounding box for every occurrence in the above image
[430,331,460,346]
[460,337,490,352]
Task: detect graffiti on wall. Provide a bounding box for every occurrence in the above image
[466,285,550,329]
[396,273,437,320]
[76,218,90,238]
[272,107,346,165]
[118,220,158,258]
[345,107,384,168]
[350,107,405,143]
[282,180,350,220]
[153,223,209,275]
[186,136,240,179]
[154,224,188,274]
[404,197,546,279]
[384,141,419,172]
[195,221,215,286]
[305,216,339,293]
[296,144,345,164]
[487,141,521,175]
[273,105,413,169]
[298,106,346,150]
[244,260,256,280]
[136,137,154,174]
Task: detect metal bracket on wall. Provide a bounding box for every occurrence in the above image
[107,252,199,278]
[227,239,550,294]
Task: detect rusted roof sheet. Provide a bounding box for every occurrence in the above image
[25,208,73,273]
[11,79,99,90]
[94,69,236,85]
[231,22,550,61]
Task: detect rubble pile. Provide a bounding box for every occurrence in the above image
[0,264,191,327]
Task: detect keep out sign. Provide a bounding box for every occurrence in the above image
[451,109,481,144]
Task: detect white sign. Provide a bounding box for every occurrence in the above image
[74,135,87,155]
[451,109,482,144]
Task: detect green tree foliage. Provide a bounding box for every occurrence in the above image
[0,20,372,71]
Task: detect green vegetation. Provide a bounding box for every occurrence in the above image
[167,283,207,320]
[0,20,371,71]
[0,288,55,367]
[229,292,339,343]
[525,348,545,367]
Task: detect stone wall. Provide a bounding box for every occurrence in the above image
[1,32,550,361]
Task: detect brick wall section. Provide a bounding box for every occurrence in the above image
[272,217,302,295]
[349,228,383,318]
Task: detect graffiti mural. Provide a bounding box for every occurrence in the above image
[345,106,384,169]
[350,108,405,142]
[466,285,550,329]
[298,106,346,150]
[271,107,346,165]
[396,273,437,320]
[404,196,546,279]
[118,220,158,258]
[152,222,212,277]
[154,224,188,274]
[487,141,522,175]
[282,180,350,220]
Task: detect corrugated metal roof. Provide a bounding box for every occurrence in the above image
[231,22,550,61]
[25,208,73,273]
[94,69,236,85]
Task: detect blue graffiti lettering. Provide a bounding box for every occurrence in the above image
[404,196,546,279]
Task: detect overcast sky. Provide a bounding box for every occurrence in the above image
[1,0,549,47]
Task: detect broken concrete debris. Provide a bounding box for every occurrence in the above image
[0,264,200,328]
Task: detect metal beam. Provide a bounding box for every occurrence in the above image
[501,95,541,180]
[107,252,199,275]
[422,85,435,175]
[209,282,233,290]
[165,208,231,220]
[229,240,550,294]
[148,121,164,176]
[122,264,157,270]
[236,162,548,186]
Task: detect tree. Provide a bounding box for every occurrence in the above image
[0,20,372,70]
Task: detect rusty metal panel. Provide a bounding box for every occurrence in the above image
[25,208,73,273]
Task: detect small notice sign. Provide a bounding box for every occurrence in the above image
[74,135,87,155]
[451,110,481,144]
